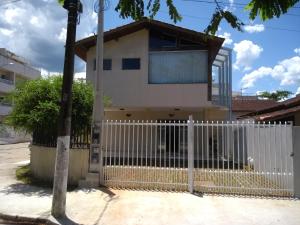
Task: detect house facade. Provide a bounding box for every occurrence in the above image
[0,48,41,121]
[75,19,232,122]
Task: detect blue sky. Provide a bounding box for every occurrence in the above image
[0,0,299,95]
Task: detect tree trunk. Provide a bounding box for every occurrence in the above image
[51,0,79,218]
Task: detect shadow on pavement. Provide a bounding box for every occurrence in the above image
[56,216,82,225]
[76,186,116,196]
[93,191,119,225]
[0,183,52,197]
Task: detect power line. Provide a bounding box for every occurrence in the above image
[159,10,300,33]
[183,0,300,9]
[183,0,300,17]
[184,0,300,17]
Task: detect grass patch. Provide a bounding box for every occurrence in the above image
[16,164,77,191]
[16,164,32,184]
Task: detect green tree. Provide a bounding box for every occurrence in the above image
[114,0,299,35]
[5,76,110,135]
[258,90,293,101]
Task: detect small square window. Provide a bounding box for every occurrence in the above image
[122,58,140,70]
[103,59,112,70]
[93,58,112,71]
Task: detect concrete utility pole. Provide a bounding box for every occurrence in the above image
[89,0,104,179]
[51,0,82,218]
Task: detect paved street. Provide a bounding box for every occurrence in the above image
[0,143,300,225]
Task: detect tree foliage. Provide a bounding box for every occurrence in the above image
[246,0,299,21]
[114,0,299,35]
[5,76,111,135]
[258,90,293,101]
[59,0,299,35]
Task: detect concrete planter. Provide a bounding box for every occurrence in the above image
[30,145,89,185]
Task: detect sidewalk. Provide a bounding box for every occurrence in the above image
[0,143,300,225]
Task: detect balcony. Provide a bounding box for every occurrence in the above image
[0,103,12,116]
[0,54,40,80]
[0,78,14,93]
[212,48,232,109]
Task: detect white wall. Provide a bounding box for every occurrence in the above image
[30,145,89,185]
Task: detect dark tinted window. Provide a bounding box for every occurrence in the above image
[93,58,112,71]
[122,58,140,70]
[149,30,176,50]
[103,59,112,70]
[180,39,200,47]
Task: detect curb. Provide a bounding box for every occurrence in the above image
[0,213,58,225]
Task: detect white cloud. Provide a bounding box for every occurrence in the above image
[218,32,233,46]
[0,0,97,73]
[244,24,265,33]
[29,16,45,28]
[3,7,21,24]
[56,28,67,42]
[233,40,263,71]
[0,28,14,36]
[74,72,86,80]
[241,56,300,88]
[224,0,236,11]
[41,68,60,77]
[294,48,300,55]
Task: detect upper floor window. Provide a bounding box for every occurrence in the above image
[93,58,112,71]
[149,29,206,51]
[149,51,208,84]
[103,59,112,70]
[149,30,176,50]
[122,58,140,70]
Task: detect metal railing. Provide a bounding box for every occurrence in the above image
[99,119,294,197]
[32,126,90,149]
[0,77,14,85]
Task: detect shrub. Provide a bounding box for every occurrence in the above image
[5,76,95,136]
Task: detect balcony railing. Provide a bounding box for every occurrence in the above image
[0,77,13,85]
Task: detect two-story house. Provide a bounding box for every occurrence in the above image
[0,48,41,121]
[75,19,232,122]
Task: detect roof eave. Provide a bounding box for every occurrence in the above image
[74,19,224,61]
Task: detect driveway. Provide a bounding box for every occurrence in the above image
[0,143,300,225]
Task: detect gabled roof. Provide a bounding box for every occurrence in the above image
[75,18,224,61]
[232,98,279,113]
[240,94,300,121]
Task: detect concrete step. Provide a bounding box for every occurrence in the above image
[78,172,100,188]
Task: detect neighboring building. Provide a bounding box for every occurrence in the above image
[232,95,279,119]
[0,48,41,121]
[240,94,300,125]
[75,19,232,122]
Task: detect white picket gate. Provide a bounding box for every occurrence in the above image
[98,119,294,197]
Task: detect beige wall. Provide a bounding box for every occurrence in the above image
[104,109,228,122]
[86,29,211,109]
[30,145,89,185]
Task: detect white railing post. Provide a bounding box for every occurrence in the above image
[188,115,194,193]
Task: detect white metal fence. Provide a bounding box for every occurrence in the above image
[98,119,294,197]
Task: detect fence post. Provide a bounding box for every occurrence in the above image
[188,115,194,193]
[293,126,300,198]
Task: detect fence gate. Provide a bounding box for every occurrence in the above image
[99,120,294,197]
